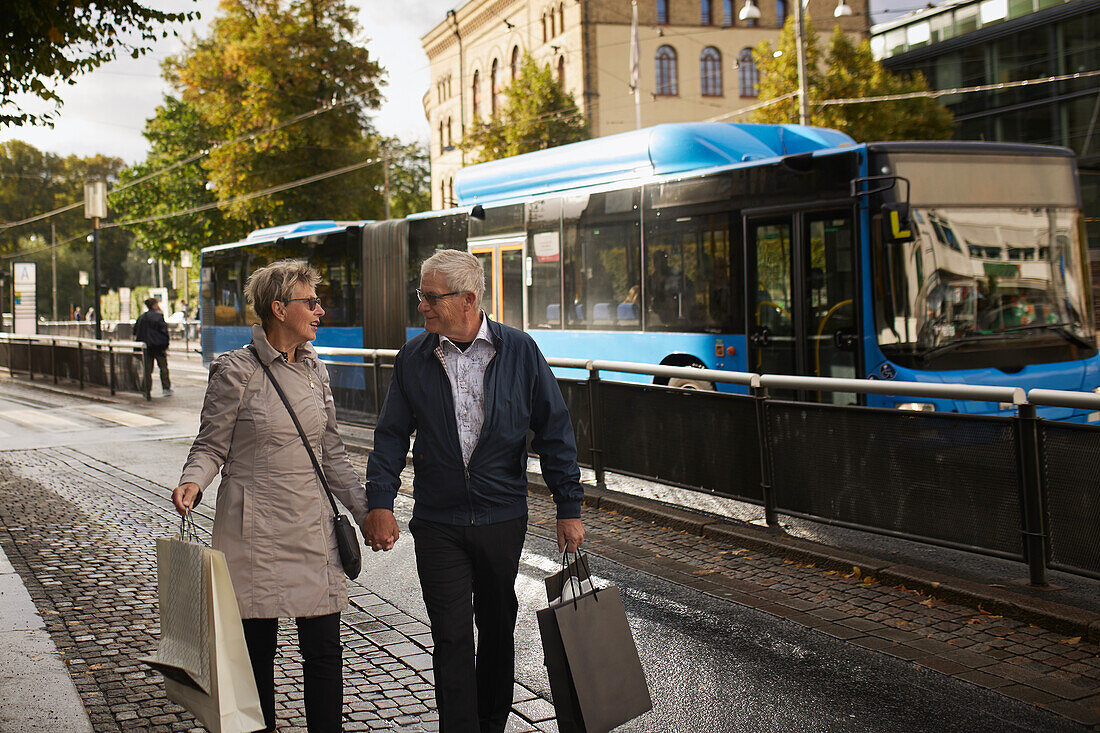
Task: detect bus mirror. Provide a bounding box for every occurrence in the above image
[882,203,914,244]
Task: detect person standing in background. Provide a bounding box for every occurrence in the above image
[134,297,172,396]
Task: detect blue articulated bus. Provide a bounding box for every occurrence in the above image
[200,122,1100,421]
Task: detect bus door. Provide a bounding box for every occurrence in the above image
[470,238,525,329]
[745,209,859,403]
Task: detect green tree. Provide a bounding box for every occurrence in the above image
[164,0,386,228]
[461,53,588,163]
[0,141,135,316]
[110,96,245,260]
[752,20,953,141]
[381,138,430,219]
[1,1,198,127]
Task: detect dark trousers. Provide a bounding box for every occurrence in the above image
[409,515,528,733]
[142,348,170,390]
[241,612,343,732]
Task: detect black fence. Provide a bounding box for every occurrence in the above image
[332,353,1097,582]
[0,335,148,399]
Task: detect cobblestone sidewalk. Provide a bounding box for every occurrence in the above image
[0,447,555,732]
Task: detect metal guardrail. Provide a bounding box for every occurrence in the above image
[313,346,1100,584]
[0,332,151,400]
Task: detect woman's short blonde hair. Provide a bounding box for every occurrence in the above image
[244,259,322,325]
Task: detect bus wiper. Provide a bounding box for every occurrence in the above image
[998,321,1094,349]
[917,333,1008,361]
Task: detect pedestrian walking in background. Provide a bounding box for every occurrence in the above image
[73,306,83,321]
[172,260,368,732]
[134,297,172,396]
[363,249,585,733]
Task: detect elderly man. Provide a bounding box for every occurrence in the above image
[363,249,584,733]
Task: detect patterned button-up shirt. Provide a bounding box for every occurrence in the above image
[435,313,496,466]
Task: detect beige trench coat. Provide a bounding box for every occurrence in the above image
[179,325,368,619]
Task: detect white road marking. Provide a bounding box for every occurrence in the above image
[0,409,83,431]
[75,405,163,427]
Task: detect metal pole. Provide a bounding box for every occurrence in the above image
[1016,403,1049,586]
[382,150,391,220]
[794,0,810,125]
[92,220,103,340]
[77,340,84,390]
[108,344,116,396]
[587,365,605,489]
[753,385,779,527]
[51,338,57,384]
[51,223,57,321]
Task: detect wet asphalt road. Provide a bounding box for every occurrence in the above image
[0,367,1086,732]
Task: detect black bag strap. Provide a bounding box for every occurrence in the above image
[248,345,340,517]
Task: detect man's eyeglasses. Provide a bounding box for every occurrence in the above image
[415,289,464,305]
[284,297,323,310]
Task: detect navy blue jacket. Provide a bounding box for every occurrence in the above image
[365,318,583,525]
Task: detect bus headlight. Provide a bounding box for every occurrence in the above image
[896,402,936,411]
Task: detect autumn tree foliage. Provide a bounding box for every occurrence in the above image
[752,20,954,141]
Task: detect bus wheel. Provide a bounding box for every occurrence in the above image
[669,378,715,390]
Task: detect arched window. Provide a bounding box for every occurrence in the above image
[738,48,759,97]
[446,116,453,147]
[542,13,548,42]
[550,8,556,36]
[438,120,444,155]
[655,45,678,96]
[448,178,455,207]
[559,2,565,31]
[440,180,447,208]
[491,59,500,115]
[657,0,669,24]
[472,69,480,118]
[511,46,520,80]
[700,47,722,96]
[701,0,713,24]
[777,0,787,26]
[723,0,734,25]
[557,56,565,85]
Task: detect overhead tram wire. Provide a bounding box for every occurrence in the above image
[101,155,382,229]
[0,88,380,234]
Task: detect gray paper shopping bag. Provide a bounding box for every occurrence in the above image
[538,584,652,733]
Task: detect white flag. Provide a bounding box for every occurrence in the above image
[629,0,640,93]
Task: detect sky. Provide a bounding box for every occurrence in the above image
[0,0,912,165]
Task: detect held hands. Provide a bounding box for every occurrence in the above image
[362,508,400,552]
[557,517,585,554]
[172,482,201,516]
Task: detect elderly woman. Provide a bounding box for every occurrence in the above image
[172,259,367,732]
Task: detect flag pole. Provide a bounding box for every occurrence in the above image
[630,0,641,130]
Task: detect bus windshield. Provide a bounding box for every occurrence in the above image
[874,206,1096,370]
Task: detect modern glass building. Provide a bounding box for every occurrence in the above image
[870,0,1100,316]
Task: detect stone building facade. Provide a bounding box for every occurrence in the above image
[422,0,869,209]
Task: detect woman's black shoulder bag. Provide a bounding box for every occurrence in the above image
[249,346,362,580]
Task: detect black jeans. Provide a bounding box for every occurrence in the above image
[241,612,342,732]
[409,515,528,733]
[142,348,171,390]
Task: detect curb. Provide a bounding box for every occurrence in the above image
[526,472,1100,642]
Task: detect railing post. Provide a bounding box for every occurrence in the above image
[587,364,605,489]
[753,383,779,528]
[1016,402,1049,586]
[51,338,57,384]
[77,340,84,390]
[108,344,116,395]
[26,338,33,381]
[371,351,382,416]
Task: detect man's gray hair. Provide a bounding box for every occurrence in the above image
[245,259,322,324]
[421,249,484,305]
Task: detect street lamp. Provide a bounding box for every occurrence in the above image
[84,179,107,340]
